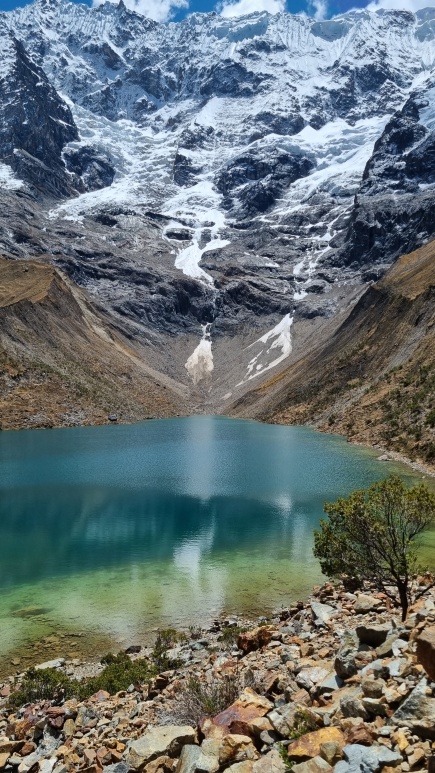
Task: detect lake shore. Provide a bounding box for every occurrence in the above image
[1,579,435,773]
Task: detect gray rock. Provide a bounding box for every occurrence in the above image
[335,641,358,680]
[340,695,368,720]
[126,726,197,768]
[354,595,380,613]
[100,766,129,773]
[356,623,391,647]
[393,677,435,739]
[311,603,335,625]
[376,634,400,658]
[361,678,384,698]
[35,658,65,670]
[176,745,219,773]
[318,672,344,694]
[334,744,401,773]
[361,697,387,717]
[268,703,299,737]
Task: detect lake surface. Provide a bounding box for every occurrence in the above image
[0,416,421,668]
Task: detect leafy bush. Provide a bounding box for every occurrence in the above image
[77,651,156,698]
[151,629,183,671]
[9,667,79,707]
[10,652,158,707]
[169,675,241,725]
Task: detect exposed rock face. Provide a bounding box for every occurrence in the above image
[416,627,435,681]
[0,30,78,197]
[1,2,435,404]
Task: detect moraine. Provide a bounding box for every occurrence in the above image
[0,416,421,666]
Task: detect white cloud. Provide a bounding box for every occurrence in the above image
[218,0,285,18]
[92,0,189,23]
[308,0,328,19]
[366,0,435,10]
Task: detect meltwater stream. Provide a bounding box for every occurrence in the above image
[0,416,421,668]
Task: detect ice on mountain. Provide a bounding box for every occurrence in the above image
[185,324,214,385]
[238,314,294,386]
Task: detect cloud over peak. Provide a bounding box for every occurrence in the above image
[92,0,189,23]
[218,0,285,18]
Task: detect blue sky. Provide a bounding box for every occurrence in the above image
[0,0,411,24]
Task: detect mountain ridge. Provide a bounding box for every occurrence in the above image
[0,1,435,408]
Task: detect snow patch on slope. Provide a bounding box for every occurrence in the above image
[237,314,294,386]
[0,163,24,190]
[185,324,214,385]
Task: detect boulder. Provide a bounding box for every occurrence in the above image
[354,595,381,613]
[252,749,287,772]
[334,744,401,773]
[311,603,335,625]
[416,626,435,681]
[319,742,343,765]
[126,727,197,768]
[287,728,345,762]
[356,624,390,647]
[176,745,218,773]
[226,763,255,773]
[211,688,273,735]
[217,735,259,767]
[35,659,65,671]
[296,668,330,692]
[237,627,275,654]
[393,678,435,739]
[292,756,333,773]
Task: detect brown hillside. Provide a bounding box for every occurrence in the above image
[230,242,435,468]
[0,258,189,430]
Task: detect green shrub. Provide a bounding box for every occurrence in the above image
[9,667,79,707]
[290,708,318,739]
[77,651,156,698]
[151,629,183,671]
[169,675,241,725]
[219,625,247,649]
[10,652,158,707]
[278,744,294,771]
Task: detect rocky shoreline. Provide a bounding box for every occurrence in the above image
[1,580,435,773]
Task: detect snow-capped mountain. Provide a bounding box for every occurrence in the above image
[1,0,435,397]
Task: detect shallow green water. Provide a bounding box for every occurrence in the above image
[0,416,421,665]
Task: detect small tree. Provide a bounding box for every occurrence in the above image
[313,476,435,621]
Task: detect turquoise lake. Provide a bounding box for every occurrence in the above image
[0,415,421,669]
